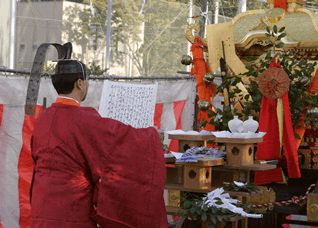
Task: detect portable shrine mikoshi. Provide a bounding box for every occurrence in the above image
[166,0,318,227]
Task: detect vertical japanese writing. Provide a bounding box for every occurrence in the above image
[102,82,157,128]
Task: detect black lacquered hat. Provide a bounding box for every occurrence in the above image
[54,59,87,79]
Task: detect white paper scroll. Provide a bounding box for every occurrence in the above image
[98,81,158,128]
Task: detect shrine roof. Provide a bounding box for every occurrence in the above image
[233,8,318,48]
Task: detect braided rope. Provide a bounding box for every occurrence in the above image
[252,184,316,208]
[186,217,198,221]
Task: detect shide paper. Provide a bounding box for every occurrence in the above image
[203,188,263,218]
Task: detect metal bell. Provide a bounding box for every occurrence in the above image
[181,55,193,65]
[198,100,210,111]
[203,72,215,85]
[307,107,318,115]
[298,76,311,87]
[203,77,212,85]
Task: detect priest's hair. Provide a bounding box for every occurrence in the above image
[51,60,87,95]
[52,73,86,95]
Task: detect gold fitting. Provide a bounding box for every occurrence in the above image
[265,8,286,23]
[221,72,226,76]
[288,0,307,4]
[310,204,318,213]
[255,160,267,164]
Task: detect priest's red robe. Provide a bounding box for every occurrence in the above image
[30,98,168,228]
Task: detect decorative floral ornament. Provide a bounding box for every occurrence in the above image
[258,67,289,100]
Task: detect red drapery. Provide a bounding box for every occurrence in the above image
[190,37,216,132]
[274,0,287,11]
[255,60,301,185]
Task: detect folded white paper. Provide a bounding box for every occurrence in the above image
[199,130,213,135]
[183,131,200,135]
[211,131,232,138]
[170,151,184,160]
[203,188,263,219]
[212,131,266,139]
[165,130,186,135]
[233,181,247,187]
[166,130,213,136]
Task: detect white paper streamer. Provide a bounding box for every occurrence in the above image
[233,181,247,187]
[200,9,211,24]
[139,0,146,16]
[203,188,263,219]
[90,0,95,16]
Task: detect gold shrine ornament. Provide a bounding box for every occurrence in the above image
[264,8,286,23]
[258,67,290,100]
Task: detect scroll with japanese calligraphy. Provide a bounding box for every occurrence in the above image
[99,81,158,128]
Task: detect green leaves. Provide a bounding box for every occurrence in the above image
[245,56,257,62]
[159,133,169,152]
[238,203,258,214]
[273,25,278,34]
[199,120,207,128]
[201,213,207,222]
[208,110,216,118]
[203,204,208,212]
[177,192,240,225]
[275,42,284,48]
[295,132,301,140]
[266,39,273,45]
[87,61,108,76]
[277,33,286,40]
[211,206,218,214]
[223,182,260,194]
[265,25,286,53]
[209,215,217,224]
[184,200,191,208]
[265,51,271,60]
[216,215,223,222]
[279,26,286,33]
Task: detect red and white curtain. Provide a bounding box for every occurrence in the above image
[0,76,195,228]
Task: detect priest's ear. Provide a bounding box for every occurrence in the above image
[75,79,85,91]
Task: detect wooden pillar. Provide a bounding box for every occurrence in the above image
[217,221,224,228]
[231,169,250,228]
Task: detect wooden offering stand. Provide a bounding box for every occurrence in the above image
[166,135,214,187]
[168,134,212,152]
[166,134,276,228]
[214,137,263,166]
[180,160,224,189]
